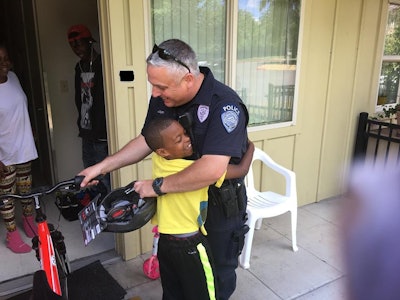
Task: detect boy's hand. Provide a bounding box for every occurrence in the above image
[134,180,157,198]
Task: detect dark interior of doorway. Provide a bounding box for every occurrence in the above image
[0,0,54,186]
[0,5,118,297]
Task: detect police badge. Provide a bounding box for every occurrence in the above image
[197,105,209,123]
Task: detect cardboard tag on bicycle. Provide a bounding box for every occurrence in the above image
[78,194,105,245]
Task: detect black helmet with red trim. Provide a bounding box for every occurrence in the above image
[97,182,156,233]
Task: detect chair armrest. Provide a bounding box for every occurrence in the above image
[252,148,297,198]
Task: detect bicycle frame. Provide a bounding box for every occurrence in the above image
[0,176,83,297]
[34,195,62,295]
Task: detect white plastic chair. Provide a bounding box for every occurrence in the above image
[239,147,298,269]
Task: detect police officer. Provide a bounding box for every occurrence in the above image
[79,39,249,300]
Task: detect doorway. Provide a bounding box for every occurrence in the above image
[0,0,116,288]
[0,0,53,186]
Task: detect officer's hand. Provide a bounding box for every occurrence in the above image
[78,165,103,188]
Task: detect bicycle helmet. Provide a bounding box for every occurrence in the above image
[97,182,156,233]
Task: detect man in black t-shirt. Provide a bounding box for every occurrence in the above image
[67,24,110,192]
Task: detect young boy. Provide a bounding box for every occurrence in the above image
[143,118,254,300]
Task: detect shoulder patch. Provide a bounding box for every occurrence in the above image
[221,104,240,133]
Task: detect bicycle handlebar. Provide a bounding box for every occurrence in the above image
[0,176,86,207]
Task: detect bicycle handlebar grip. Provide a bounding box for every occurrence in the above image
[74,174,104,189]
[74,175,85,189]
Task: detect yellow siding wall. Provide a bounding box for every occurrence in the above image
[317,0,384,200]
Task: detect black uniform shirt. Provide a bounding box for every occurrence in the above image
[142,66,248,165]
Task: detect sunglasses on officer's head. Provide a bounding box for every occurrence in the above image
[152,44,191,73]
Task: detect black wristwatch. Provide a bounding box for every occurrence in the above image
[152,177,166,196]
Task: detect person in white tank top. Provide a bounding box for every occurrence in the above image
[0,43,38,253]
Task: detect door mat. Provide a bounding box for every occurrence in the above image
[5,290,31,300]
[6,260,125,300]
[67,260,126,300]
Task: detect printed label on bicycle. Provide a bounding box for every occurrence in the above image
[78,194,104,245]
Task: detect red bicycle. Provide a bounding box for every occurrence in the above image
[0,176,85,299]
[1,176,156,299]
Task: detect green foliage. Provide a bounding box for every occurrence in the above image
[380,5,400,103]
[382,103,400,118]
[237,0,300,60]
[385,5,400,55]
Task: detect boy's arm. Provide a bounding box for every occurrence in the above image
[225,140,255,179]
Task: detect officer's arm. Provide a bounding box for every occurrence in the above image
[79,134,152,187]
[162,154,230,192]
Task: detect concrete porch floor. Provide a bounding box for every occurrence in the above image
[105,197,348,300]
[2,197,348,300]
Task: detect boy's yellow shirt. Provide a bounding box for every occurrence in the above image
[151,154,225,235]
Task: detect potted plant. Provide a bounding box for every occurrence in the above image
[380,103,400,137]
[382,103,400,123]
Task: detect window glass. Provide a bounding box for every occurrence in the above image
[150,0,301,127]
[237,0,300,125]
[378,3,400,106]
[151,0,226,82]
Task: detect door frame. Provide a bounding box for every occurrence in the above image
[97,0,153,259]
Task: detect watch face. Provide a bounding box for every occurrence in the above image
[153,177,164,196]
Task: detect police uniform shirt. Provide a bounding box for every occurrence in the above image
[142,66,248,165]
